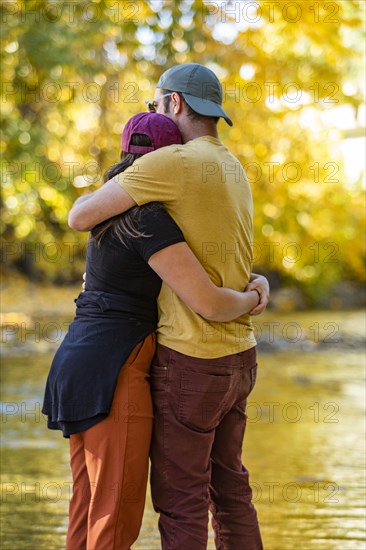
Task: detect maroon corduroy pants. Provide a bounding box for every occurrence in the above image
[150,343,263,550]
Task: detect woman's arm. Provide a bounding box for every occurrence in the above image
[148,242,261,322]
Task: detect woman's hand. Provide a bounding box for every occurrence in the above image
[82,272,86,292]
[246,273,270,315]
[148,243,263,322]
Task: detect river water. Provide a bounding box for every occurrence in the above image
[1,308,365,549]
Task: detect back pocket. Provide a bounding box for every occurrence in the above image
[178,370,233,432]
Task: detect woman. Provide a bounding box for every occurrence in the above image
[42,113,262,550]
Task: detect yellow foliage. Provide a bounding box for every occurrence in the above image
[1,0,365,299]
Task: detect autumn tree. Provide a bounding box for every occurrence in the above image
[1,0,365,301]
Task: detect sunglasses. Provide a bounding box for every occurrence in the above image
[145,93,172,112]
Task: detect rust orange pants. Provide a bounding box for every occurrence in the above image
[66,334,155,550]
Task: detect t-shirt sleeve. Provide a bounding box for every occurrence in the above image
[131,205,185,262]
[114,145,184,206]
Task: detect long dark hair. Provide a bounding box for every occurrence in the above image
[91,133,162,246]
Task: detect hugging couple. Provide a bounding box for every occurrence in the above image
[43,63,268,550]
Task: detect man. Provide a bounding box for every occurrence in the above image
[69,63,267,549]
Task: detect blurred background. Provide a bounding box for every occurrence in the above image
[1,1,365,549]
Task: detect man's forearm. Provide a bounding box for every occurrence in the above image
[73,193,95,206]
[68,179,136,232]
[68,193,98,231]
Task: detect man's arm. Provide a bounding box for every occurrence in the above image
[72,193,94,207]
[69,146,183,231]
[68,179,136,231]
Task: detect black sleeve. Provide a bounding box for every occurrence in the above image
[131,205,185,262]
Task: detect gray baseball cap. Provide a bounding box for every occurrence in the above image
[157,63,233,126]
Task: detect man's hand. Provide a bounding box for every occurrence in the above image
[246,273,270,315]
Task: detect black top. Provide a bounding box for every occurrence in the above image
[86,205,181,298]
[42,205,185,437]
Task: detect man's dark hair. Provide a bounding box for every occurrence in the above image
[162,89,219,124]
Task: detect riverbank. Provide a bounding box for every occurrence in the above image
[1,278,365,356]
[2,348,365,549]
[1,281,365,549]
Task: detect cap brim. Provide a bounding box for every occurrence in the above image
[182,93,233,126]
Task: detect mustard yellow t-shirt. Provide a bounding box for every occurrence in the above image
[115,136,256,358]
